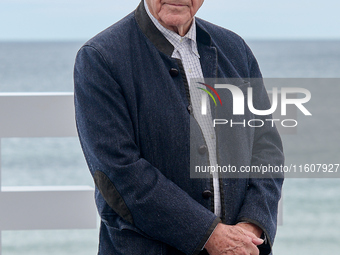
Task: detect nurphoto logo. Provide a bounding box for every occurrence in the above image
[197,80,312,129]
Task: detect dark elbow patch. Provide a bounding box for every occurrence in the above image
[94,170,134,225]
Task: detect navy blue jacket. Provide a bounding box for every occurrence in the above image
[74,1,284,254]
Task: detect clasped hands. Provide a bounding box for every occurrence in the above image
[204,222,264,255]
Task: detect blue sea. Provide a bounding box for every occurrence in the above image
[0,40,340,255]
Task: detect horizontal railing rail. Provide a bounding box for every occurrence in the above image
[0,93,97,255]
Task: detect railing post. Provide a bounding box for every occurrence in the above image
[0,139,2,255]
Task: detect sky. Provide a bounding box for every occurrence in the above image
[0,0,340,41]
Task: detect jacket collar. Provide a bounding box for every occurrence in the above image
[134,0,212,57]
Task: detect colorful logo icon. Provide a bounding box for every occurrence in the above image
[196,82,222,106]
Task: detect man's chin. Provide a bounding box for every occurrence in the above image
[159,15,192,30]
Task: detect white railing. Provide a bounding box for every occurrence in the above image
[0,93,97,255]
[0,93,282,254]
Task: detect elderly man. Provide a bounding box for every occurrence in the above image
[74,0,284,255]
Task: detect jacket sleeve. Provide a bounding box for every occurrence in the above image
[74,45,220,255]
[236,41,284,255]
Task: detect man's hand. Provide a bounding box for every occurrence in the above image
[236,222,263,239]
[204,223,264,255]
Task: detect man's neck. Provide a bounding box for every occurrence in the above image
[144,0,193,37]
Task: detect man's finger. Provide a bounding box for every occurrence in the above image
[252,237,264,246]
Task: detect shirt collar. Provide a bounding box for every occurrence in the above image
[144,0,200,58]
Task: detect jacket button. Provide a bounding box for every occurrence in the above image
[202,190,213,199]
[198,145,208,155]
[187,105,193,114]
[169,68,179,77]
